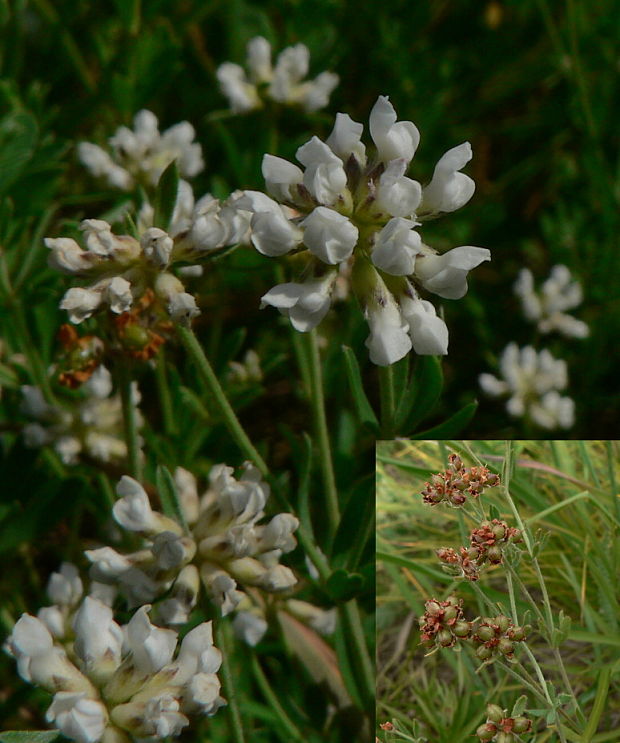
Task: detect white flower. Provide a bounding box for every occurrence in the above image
[37,606,66,639]
[113,476,156,532]
[399,292,449,355]
[479,343,574,429]
[153,272,200,323]
[217,37,338,113]
[60,287,103,324]
[46,692,108,743]
[420,142,475,216]
[185,673,225,715]
[47,563,83,607]
[141,694,189,738]
[514,266,589,338]
[126,606,177,674]
[364,282,412,366]
[285,599,337,635]
[375,159,422,218]
[208,573,244,616]
[371,218,422,276]
[77,143,132,191]
[262,154,304,203]
[326,113,366,165]
[6,614,54,682]
[260,273,336,332]
[250,209,304,256]
[296,138,347,205]
[301,207,358,264]
[46,237,96,275]
[141,227,174,267]
[369,96,420,164]
[414,246,490,299]
[72,598,123,678]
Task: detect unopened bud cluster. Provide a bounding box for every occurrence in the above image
[472,615,529,662]
[421,453,500,507]
[418,596,472,649]
[437,519,521,581]
[477,704,532,741]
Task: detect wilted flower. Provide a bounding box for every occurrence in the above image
[479,343,575,429]
[78,110,204,190]
[476,704,532,742]
[421,452,500,507]
[5,600,224,743]
[21,367,139,465]
[86,463,299,620]
[514,265,588,338]
[217,36,339,113]
[472,614,529,663]
[238,96,489,364]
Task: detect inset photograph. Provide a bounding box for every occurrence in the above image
[377,440,620,742]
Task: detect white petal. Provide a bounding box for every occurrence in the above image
[250,210,303,256]
[126,606,177,674]
[421,142,475,215]
[399,295,449,355]
[369,95,419,164]
[376,158,421,218]
[60,287,103,324]
[415,246,490,299]
[113,476,155,532]
[364,286,412,366]
[301,207,358,265]
[233,612,268,646]
[326,112,366,164]
[372,218,421,276]
[246,36,272,82]
[262,154,303,202]
[300,72,339,112]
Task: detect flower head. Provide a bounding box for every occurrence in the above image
[479,343,575,429]
[239,96,488,365]
[217,37,338,113]
[420,453,500,507]
[78,110,204,190]
[514,265,588,338]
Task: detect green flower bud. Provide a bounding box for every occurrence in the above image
[446,595,460,607]
[496,615,511,633]
[491,524,506,540]
[510,529,522,543]
[509,625,527,641]
[498,638,514,656]
[486,704,504,723]
[476,645,493,660]
[496,733,514,743]
[488,545,503,564]
[438,629,453,647]
[476,723,497,741]
[426,600,442,616]
[512,716,531,733]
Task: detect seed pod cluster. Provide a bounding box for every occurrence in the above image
[420,453,500,507]
[476,703,532,741]
[418,596,472,649]
[472,615,530,661]
[436,545,482,581]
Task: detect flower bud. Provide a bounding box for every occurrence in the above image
[496,615,511,633]
[509,625,527,642]
[476,625,495,642]
[438,630,453,647]
[448,454,463,470]
[426,600,442,616]
[443,606,457,621]
[486,704,504,723]
[498,638,514,656]
[496,734,514,743]
[487,546,503,564]
[491,524,506,540]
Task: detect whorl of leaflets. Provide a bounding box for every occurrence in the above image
[6,597,224,743]
[237,95,490,365]
[78,110,204,190]
[479,343,575,429]
[45,189,250,326]
[217,36,339,113]
[514,265,589,338]
[85,463,300,624]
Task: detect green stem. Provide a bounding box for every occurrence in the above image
[251,654,304,741]
[154,348,176,436]
[118,366,142,481]
[339,600,374,711]
[177,325,268,476]
[378,364,395,437]
[215,619,246,743]
[305,329,340,540]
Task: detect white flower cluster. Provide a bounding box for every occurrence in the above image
[78,110,204,190]
[237,95,489,365]
[86,463,300,621]
[479,343,575,429]
[217,36,339,113]
[45,192,250,325]
[233,599,336,647]
[514,265,589,338]
[6,592,224,743]
[21,367,136,465]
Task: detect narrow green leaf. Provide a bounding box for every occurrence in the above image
[153,160,179,230]
[0,732,61,743]
[413,401,478,439]
[155,464,188,533]
[511,695,528,717]
[342,345,379,432]
[394,355,443,432]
